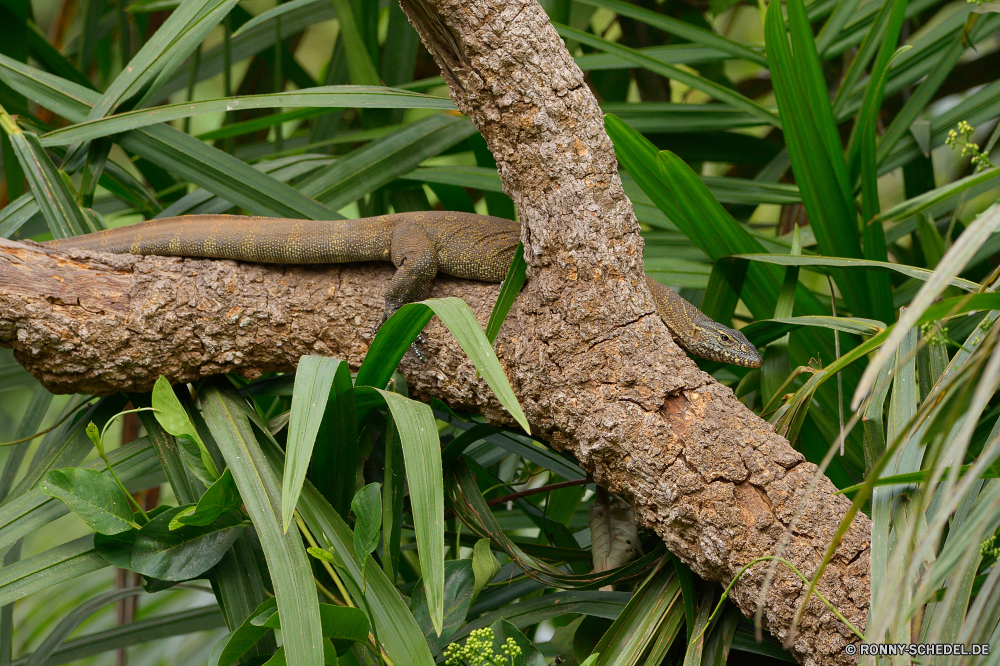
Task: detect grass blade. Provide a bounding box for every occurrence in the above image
[282,356,349,531]
[41,87,455,146]
[202,382,323,666]
[557,24,780,128]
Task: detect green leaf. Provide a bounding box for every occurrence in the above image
[0,536,108,607]
[40,87,455,146]
[486,243,527,345]
[592,562,681,665]
[152,375,220,484]
[489,619,546,666]
[18,586,146,666]
[351,483,381,563]
[87,0,239,119]
[258,603,370,642]
[731,253,981,292]
[93,529,138,569]
[554,23,780,128]
[410,560,474,652]
[854,204,1000,407]
[169,467,242,529]
[366,388,445,636]
[16,605,226,665]
[764,0,872,319]
[261,640,340,666]
[39,468,137,535]
[357,297,530,434]
[84,422,104,458]
[329,0,380,85]
[0,55,338,220]
[574,0,767,65]
[472,538,501,602]
[283,356,351,531]
[0,192,39,239]
[131,506,246,580]
[267,458,436,666]
[202,382,324,666]
[298,114,477,210]
[6,129,87,239]
[208,597,278,666]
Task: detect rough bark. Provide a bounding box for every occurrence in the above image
[0,0,871,662]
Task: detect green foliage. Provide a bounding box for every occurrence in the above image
[2,0,999,662]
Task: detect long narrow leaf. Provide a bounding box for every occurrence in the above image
[202,383,323,666]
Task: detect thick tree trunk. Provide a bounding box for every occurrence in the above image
[0,0,870,662]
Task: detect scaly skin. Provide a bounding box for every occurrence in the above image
[45,212,762,367]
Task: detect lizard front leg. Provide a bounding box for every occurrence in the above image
[376,224,440,359]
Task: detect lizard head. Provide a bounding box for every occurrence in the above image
[686,321,762,368]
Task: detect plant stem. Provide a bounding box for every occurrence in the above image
[690,556,864,646]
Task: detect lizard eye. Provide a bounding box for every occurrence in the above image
[720,333,731,343]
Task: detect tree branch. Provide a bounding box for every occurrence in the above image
[0,0,871,662]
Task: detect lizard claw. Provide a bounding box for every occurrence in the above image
[410,342,427,362]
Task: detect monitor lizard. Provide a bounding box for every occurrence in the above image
[44,211,762,368]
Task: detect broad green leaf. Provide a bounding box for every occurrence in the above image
[357,297,530,434]
[410,560,475,653]
[131,506,246,580]
[258,603,370,642]
[202,382,324,666]
[555,24,780,128]
[152,376,220,484]
[351,482,381,563]
[0,438,162,554]
[208,597,277,666]
[489,619,546,666]
[93,529,138,569]
[41,87,455,146]
[282,356,350,531]
[472,538,501,602]
[129,391,198,505]
[169,467,242,529]
[486,243,527,345]
[39,468,137,535]
[261,640,339,666]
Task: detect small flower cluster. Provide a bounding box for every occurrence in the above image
[443,628,522,666]
[945,121,995,172]
[980,534,999,560]
[919,322,950,347]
